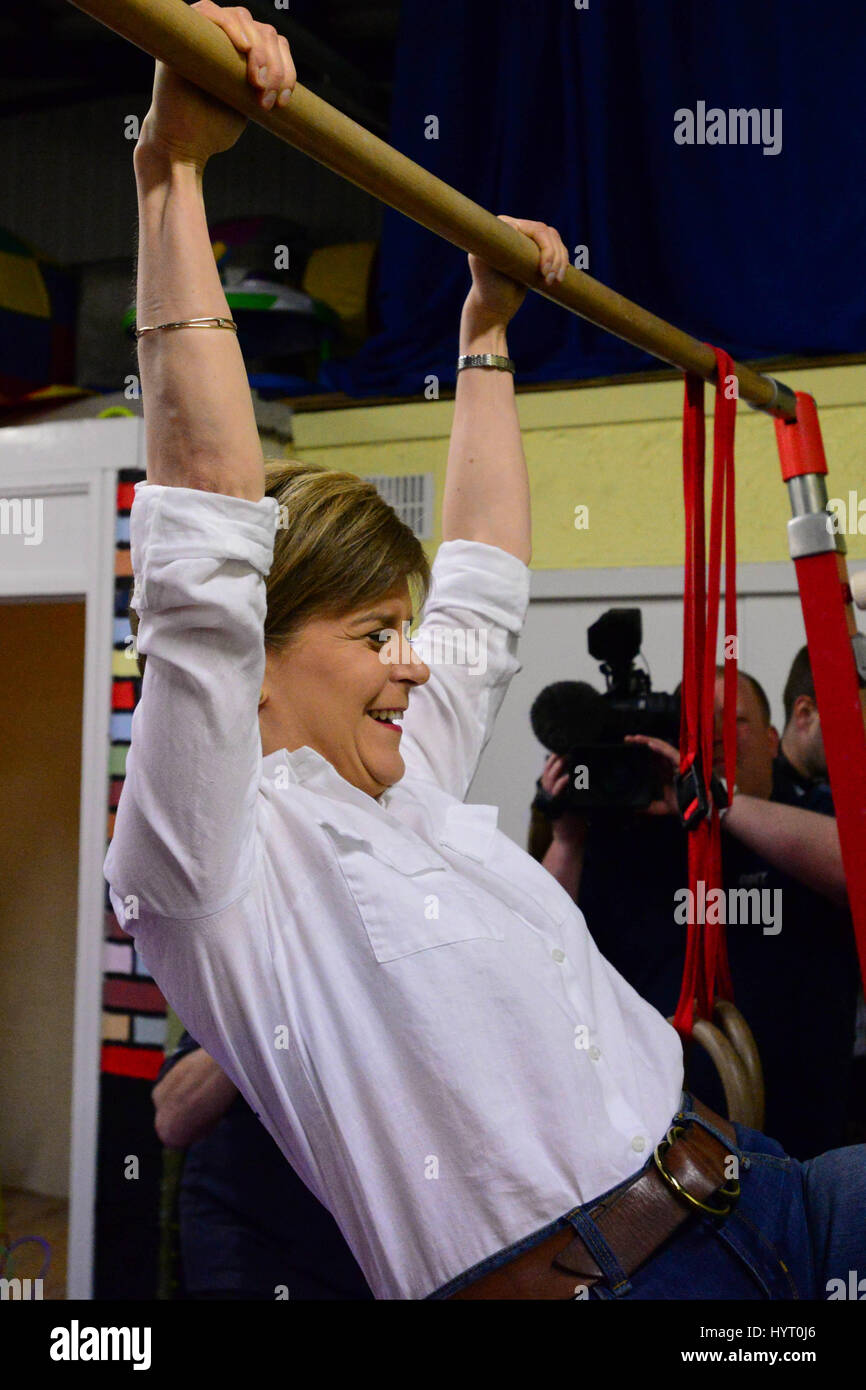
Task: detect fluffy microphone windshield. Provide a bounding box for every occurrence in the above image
[530,681,605,754]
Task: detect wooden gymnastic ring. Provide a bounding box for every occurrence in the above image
[690,1018,755,1127]
[669,1013,754,1127]
[712,999,765,1131]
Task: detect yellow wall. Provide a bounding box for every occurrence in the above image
[291,363,866,569]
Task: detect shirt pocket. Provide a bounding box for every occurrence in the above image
[437,801,575,932]
[313,812,504,964]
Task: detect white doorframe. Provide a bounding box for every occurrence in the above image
[0,417,141,1298]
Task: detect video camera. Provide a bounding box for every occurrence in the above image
[530,608,680,816]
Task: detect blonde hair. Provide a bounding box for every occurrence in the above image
[128,460,432,679]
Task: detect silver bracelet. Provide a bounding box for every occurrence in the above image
[135,316,238,340]
[457,353,515,375]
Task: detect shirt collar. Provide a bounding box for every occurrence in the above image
[262,745,396,813]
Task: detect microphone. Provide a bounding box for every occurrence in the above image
[530,681,606,754]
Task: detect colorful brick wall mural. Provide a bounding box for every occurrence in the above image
[102,466,166,1084]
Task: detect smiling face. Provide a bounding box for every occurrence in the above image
[259,580,431,799]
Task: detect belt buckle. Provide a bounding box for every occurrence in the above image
[652,1123,740,1218]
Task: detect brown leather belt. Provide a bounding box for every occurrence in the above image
[448,1098,740,1300]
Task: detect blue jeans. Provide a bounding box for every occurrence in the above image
[428,1092,866,1300]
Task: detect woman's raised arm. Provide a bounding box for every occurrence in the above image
[104,7,298,923]
[132,1,296,499]
[441,217,568,565]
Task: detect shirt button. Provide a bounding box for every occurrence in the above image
[631,1136,646,1153]
[588,1045,601,1061]
[552,948,566,963]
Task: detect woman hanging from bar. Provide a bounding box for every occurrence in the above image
[106,0,866,1301]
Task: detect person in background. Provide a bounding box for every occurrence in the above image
[777,644,828,790]
[535,659,859,1159]
[153,1029,373,1300]
[778,644,866,1144]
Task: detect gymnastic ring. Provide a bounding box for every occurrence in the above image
[712,999,765,1131]
[669,1013,754,1127]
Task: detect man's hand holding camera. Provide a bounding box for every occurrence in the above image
[538,753,589,845]
[623,735,681,817]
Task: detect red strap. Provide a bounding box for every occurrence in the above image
[673,348,738,1036]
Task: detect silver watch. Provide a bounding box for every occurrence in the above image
[457,353,515,374]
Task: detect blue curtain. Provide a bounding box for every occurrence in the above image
[323,0,866,398]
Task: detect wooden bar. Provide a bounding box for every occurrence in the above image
[68,0,796,417]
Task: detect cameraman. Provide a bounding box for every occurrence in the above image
[533,662,859,1160]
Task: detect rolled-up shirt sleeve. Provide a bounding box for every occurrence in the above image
[104,481,280,923]
[400,539,531,801]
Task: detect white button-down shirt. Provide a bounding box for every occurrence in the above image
[104,481,683,1300]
